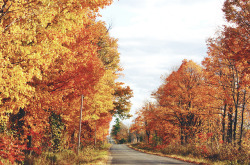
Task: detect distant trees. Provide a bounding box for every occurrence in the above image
[111,118,129,144]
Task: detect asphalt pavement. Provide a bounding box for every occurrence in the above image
[109,144,194,165]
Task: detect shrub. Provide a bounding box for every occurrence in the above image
[20,144,111,165]
[160,142,249,164]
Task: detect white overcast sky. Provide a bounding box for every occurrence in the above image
[99,0,225,126]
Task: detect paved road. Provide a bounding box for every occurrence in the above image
[109,144,194,165]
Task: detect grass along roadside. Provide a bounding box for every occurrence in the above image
[1,143,112,165]
[34,144,111,165]
[128,143,236,165]
[127,143,203,165]
[36,144,112,165]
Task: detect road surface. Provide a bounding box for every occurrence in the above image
[109,144,194,165]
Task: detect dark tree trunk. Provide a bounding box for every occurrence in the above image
[232,67,240,142]
[227,107,233,143]
[180,126,184,145]
[222,104,227,142]
[239,90,246,148]
[71,131,75,149]
[233,90,239,142]
[146,130,150,144]
[27,135,32,154]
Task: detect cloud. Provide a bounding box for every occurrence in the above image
[100,0,225,126]
[116,13,221,42]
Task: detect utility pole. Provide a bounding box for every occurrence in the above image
[77,95,84,155]
[103,130,105,144]
[94,120,97,147]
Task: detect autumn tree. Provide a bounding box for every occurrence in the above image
[203,32,249,145]
[111,118,129,144]
[222,0,249,71]
[112,83,133,119]
[0,0,134,163]
[130,116,145,143]
[154,60,210,145]
[201,0,249,145]
[131,102,175,145]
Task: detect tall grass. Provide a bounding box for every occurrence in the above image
[131,142,249,165]
[2,143,111,165]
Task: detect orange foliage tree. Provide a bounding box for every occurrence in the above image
[154,60,209,144]
[131,2,249,159]
[201,0,249,145]
[0,0,133,163]
[132,102,179,145]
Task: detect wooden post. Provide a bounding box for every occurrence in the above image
[103,130,105,144]
[77,95,84,155]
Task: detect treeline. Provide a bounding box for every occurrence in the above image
[0,0,133,163]
[130,0,249,164]
[110,118,142,144]
[111,118,130,144]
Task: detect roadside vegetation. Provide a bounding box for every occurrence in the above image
[0,143,111,165]
[130,143,249,165]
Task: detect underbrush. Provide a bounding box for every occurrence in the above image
[1,143,111,165]
[131,143,249,165]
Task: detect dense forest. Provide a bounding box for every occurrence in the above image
[0,0,133,164]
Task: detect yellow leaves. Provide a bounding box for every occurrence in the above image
[90,71,115,111]
[91,114,99,120]
[0,64,34,113]
[0,0,122,153]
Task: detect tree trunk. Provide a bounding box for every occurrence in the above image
[77,95,83,154]
[94,121,97,147]
[27,135,32,154]
[136,133,139,143]
[233,84,240,142]
[227,106,233,143]
[180,126,184,145]
[103,131,105,144]
[222,104,227,142]
[232,65,239,143]
[146,130,150,144]
[239,90,246,148]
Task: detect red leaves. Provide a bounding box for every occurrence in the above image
[0,136,25,164]
[0,0,125,160]
[197,132,213,142]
